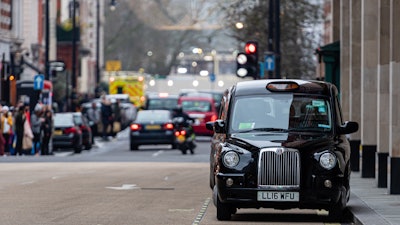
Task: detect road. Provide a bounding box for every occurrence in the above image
[0,129,354,225]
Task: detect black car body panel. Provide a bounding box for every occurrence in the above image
[206,79,358,220]
[130,110,175,150]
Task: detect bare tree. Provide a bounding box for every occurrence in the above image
[104,0,230,75]
[218,0,323,79]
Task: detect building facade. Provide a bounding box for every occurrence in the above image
[0,0,104,107]
[323,0,400,194]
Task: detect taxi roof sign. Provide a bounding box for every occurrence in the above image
[266,81,299,92]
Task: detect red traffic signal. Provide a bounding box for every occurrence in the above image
[245,41,258,54]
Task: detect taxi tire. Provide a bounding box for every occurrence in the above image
[216,195,233,221]
[329,189,346,221]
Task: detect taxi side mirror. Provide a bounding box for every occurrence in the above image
[206,119,226,133]
[339,121,359,134]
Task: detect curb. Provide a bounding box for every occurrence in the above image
[348,192,391,225]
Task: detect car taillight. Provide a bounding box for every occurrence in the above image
[64,127,79,135]
[210,114,217,122]
[164,123,174,130]
[174,130,186,136]
[130,124,141,131]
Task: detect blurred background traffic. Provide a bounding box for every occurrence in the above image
[0,0,325,155]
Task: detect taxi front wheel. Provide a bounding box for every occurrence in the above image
[214,186,236,221]
[216,195,232,221]
[329,190,346,221]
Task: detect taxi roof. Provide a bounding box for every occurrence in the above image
[233,79,336,97]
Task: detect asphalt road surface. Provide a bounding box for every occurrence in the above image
[0,129,354,225]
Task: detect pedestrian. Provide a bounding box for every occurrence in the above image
[14,105,25,155]
[1,106,13,155]
[86,102,100,144]
[0,104,5,156]
[100,95,113,141]
[112,99,122,137]
[41,110,52,155]
[31,104,44,155]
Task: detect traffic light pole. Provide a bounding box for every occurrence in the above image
[45,0,50,80]
[96,0,100,86]
[267,0,281,79]
[274,0,281,79]
[268,0,274,79]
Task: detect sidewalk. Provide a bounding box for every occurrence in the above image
[348,172,400,225]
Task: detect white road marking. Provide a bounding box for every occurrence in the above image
[20,181,35,185]
[105,184,140,190]
[168,209,194,212]
[152,150,164,157]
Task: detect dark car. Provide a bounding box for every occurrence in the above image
[144,92,179,111]
[52,113,83,153]
[129,110,175,150]
[73,112,92,150]
[205,79,358,221]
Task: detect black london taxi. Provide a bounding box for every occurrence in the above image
[205,79,358,221]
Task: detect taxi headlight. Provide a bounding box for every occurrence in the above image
[223,151,240,168]
[319,152,337,170]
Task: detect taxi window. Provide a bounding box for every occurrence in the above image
[230,94,332,132]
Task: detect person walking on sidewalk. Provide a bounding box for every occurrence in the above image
[1,106,13,155]
[86,102,100,144]
[31,104,44,155]
[14,105,25,155]
[100,95,113,141]
[41,109,52,155]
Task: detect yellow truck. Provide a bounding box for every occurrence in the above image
[108,74,145,107]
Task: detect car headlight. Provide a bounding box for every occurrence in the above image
[223,151,240,168]
[319,152,337,170]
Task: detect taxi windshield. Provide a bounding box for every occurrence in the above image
[229,94,332,133]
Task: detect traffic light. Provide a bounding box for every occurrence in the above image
[236,41,259,79]
[236,52,248,78]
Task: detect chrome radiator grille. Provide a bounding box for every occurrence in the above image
[258,148,300,189]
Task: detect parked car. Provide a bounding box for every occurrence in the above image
[205,79,359,221]
[178,95,218,136]
[130,110,175,150]
[73,112,92,150]
[144,92,179,111]
[52,112,83,153]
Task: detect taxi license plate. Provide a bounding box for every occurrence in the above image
[145,125,161,130]
[257,191,299,202]
[53,130,62,135]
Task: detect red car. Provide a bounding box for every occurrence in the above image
[178,95,218,136]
